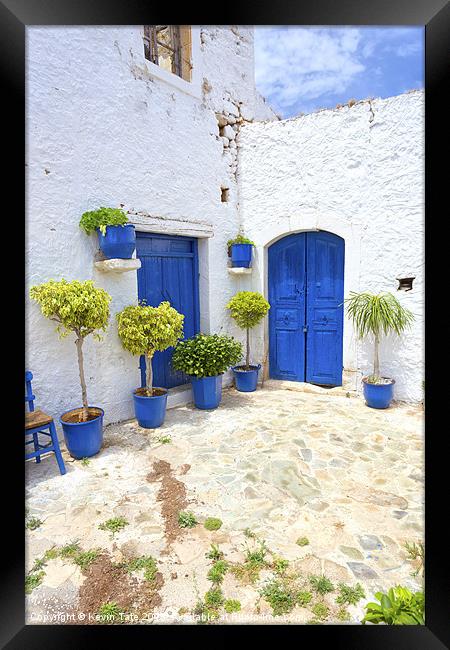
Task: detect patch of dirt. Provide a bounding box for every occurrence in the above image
[147,460,190,550]
[134,387,167,397]
[61,407,103,423]
[78,552,163,623]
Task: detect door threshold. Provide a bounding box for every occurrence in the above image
[263,379,357,398]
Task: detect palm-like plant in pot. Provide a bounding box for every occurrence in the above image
[116,301,184,428]
[226,291,270,392]
[345,291,414,408]
[29,279,111,458]
[172,334,242,409]
[80,206,136,260]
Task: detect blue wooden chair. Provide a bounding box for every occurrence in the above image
[25,371,66,475]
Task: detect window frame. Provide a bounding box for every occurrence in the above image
[141,25,201,99]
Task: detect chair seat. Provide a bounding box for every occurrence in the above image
[25,409,53,430]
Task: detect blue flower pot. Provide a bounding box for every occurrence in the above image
[191,375,223,409]
[133,389,168,428]
[363,378,395,409]
[97,224,136,259]
[231,243,253,268]
[60,407,104,459]
[232,364,261,392]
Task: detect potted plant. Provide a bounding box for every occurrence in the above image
[80,206,136,259]
[227,233,255,268]
[226,291,270,392]
[345,291,414,409]
[172,334,242,409]
[29,279,111,458]
[116,301,184,428]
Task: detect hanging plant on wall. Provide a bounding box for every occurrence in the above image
[344,291,414,409]
[226,233,255,268]
[79,206,136,260]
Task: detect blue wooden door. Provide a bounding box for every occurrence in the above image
[268,231,344,386]
[136,233,200,389]
[268,233,307,381]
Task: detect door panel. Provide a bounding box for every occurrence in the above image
[268,234,306,381]
[268,231,344,386]
[306,231,344,386]
[136,233,200,389]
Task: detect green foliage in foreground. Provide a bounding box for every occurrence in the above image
[172,333,242,378]
[98,601,122,622]
[178,511,198,529]
[336,582,366,606]
[362,586,424,625]
[79,206,128,235]
[204,517,223,531]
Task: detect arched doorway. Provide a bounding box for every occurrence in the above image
[268,231,345,386]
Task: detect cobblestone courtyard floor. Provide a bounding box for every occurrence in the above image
[25,383,424,625]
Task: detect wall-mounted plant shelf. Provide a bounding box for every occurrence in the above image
[227,267,252,275]
[94,258,141,273]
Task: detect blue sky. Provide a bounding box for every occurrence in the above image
[254,27,424,118]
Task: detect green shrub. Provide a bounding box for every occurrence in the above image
[297,590,313,606]
[73,549,100,570]
[311,602,329,621]
[226,291,270,369]
[309,574,335,595]
[361,586,424,625]
[261,579,296,616]
[272,556,289,575]
[296,536,309,547]
[204,517,223,531]
[79,207,129,236]
[172,333,242,378]
[204,587,224,608]
[30,279,111,421]
[226,233,255,249]
[99,517,128,536]
[336,582,365,606]
[117,302,184,396]
[207,560,228,585]
[178,511,198,528]
[224,599,241,614]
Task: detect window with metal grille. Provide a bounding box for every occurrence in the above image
[143,26,192,82]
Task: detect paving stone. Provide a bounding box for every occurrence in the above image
[358,535,384,551]
[347,562,379,579]
[340,545,364,560]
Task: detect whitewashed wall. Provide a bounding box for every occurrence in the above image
[238,90,424,402]
[26,26,277,425]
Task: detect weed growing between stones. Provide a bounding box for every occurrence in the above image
[205,544,224,561]
[178,511,198,529]
[26,517,43,531]
[335,582,365,606]
[204,517,223,531]
[98,517,129,537]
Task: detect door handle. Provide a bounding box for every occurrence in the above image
[303,325,308,333]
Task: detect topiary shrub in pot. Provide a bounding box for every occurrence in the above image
[80,206,136,259]
[172,334,242,409]
[345,291,414,408]
[116,301,184,428]
[226,291,270,392]
[29,279,111,458]
[227,234,255,268]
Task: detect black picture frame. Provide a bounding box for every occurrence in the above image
[2,0,448,646]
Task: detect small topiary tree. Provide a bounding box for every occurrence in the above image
[79,207,129,236]
[29,279,111,421]
[172,333,242,378]
[116,301,184,396]
[226,291,270,369]
[345,291,414,383]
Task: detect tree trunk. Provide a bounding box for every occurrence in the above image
[373,334,380,380]
[75,336,89,421]
[246,327,250,370]
[146,351,154,396]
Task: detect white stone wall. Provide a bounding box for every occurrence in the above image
[26,25,277,425]
[238,90,424,402]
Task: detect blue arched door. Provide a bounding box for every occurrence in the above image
[268,231,344,386]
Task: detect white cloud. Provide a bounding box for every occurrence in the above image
[254,27,365,111]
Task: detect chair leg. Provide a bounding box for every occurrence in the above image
[49,421,66,475]
[33,432,41,463]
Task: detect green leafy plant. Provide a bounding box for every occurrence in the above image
[25,571,44,594]
[30,279,111,421]
[79,207,129,236]
[226,233,255,250]
[73,549,100,570]
[272,556,289,575]
[26,517,43,531]
[404,541,424,577]
[204,587,225,608]
[204,517,223,531]
[157,435,172,444]
[345,291,414,383]
[336,582,366,606]
[99,517,128,536]
[362,586,424,625]
[309,574,335,596]
[224,599,241,614]
[296,536,310,547]
[117,302,184,396]
[207,560,229,585]
[227,291,270,369]
[98,601,122,622]
[172,333,242,378]
[337,607,351,622]
[80,457,90,466]
[311,602,329,621]
[178,511,198,529]
[260,579,296,616]
[297,590,313,607]
[244,539,268,566]
[59,541,81,559]
[125,556,157,582]
[206,544,224,561]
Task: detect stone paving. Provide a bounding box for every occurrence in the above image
[25,383,424,625]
